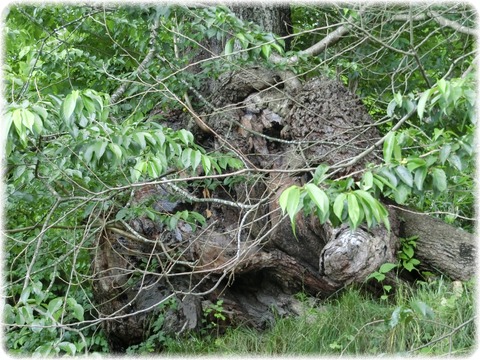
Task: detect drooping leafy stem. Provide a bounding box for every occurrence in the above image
[280,125,473,232]
[279,165,391,233]
[279,72,475,232]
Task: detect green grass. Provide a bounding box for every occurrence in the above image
[145,278,476,356]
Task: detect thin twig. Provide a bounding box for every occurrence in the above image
[408,316,475,353]
[109,13,161,105]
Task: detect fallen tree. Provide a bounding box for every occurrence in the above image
[92,67,475,351]
[4,3,475,355]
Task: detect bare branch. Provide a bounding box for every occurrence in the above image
[330,106,417,173]
[408,316,476,353]
[391,10,476,36]
[109,14,161,106]
[428,10,476,36]
[270,17,354,65]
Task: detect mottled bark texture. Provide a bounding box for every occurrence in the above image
[394,207,476,281]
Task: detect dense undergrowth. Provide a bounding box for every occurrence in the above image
[128,278,475,356]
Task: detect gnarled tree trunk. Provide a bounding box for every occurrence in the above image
[90,6,475,352]
[91,66,475,352]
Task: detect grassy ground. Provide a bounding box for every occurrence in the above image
[158,278,475,356]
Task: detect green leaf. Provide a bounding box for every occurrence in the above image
[386,99,397,117]
[227,157,243,169]
[287,187,302,236]
[205,14,216,28]
[389,306,402,328]
[31,319,45,333]
[383,131,396,164]
[78,114,89,128]
[34,344,53,356]
[362,171,373,190]
[394,165,413,187]
[12,109,23,134]
[115,208,129,221]
[354,190,384,223]
[347,193,361,228]
[379,262,397,274]
[394,91,403,107]
[31,281,44,299]
[410,300,434,319]
[169,215,179,230]
[133,132,146,149]
[403,99,416,113]
[414,166,427,191]
[378,168,398,188]
[305,183,329,220]
[5,110,13,138]
[417,89,431,120]
[360,198,374,228]
[145,208,156,221]
[439,144,452,165]
[313,164,329,184]
[132,159,147,181]
[278,185,300,222]
[432,168,447,192]
[201,154,212,174]
[19,305,34,325]
[389,306,413,328]
[84,90,104,113]
[225,38,235,55]
[333,193,346,221]
[58,342,76,356]
[154,130,166,147]
[403,260,416,272]
[393,142,402,162]
[366,271,385,282]
[32,105,48,121]
[188,211,206,228]
[71,303,84,322]
[47,297,63,316]
[94,140,107,161]
[178,129,193,145]
[21,109,35,131]
[393,183,410,204]
[377,202,391,232]
[402,245,415,259]
[18,45,31,59]
[261,44,271,59]
[83,144,95,164]
[19,287,31,305]
[144,132,156,146]
[271,42,284,54]
[433,128,444,141]
[448,154,463,171]
[82,96,96,114]
[236,32,248,47]
[147,161,159,178]
[62,91,79,120]
[383,285,392,293]
[108,143,123,160]
[406,158,426,172]
[437,78,447,94]
[192,149,202,170]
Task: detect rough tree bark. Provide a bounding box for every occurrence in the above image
[394,206,475,280]
[90,5,476,352]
